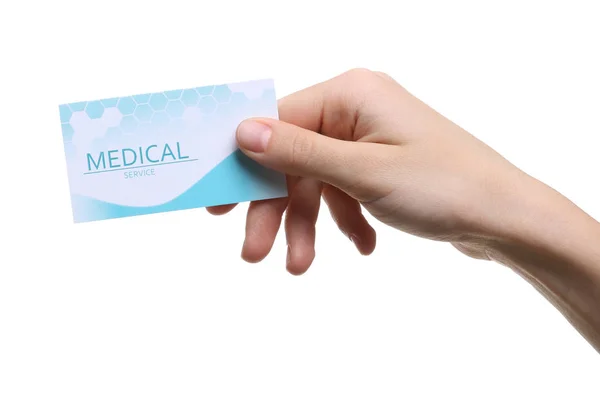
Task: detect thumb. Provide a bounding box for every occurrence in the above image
[236,118,373,194]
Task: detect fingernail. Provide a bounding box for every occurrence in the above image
[237,120,271,153]
[350,235,368,255]
[286,245,291,267]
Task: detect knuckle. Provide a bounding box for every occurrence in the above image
[289,133,314,169]
[374,71,395,82]
[337,68,388,95]
[343,67,377,80]
[341,67,377,85]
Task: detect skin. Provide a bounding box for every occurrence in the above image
[207,68,600,353]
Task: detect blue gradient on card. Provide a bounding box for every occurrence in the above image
[70,150,286,223]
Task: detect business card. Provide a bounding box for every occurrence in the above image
[59,79,287,223]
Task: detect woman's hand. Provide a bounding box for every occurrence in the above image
[208,68,530,273]
[208,68,600,352]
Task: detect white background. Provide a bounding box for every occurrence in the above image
[1,1,599,400]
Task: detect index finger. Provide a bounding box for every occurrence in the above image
[276,69,377,141]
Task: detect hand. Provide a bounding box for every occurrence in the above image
[207,68,530,274]
[208,69,600,352]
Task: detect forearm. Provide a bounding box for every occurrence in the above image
[486,174,600,352]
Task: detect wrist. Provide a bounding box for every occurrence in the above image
[478,171,600,351]
[489,172,600,273]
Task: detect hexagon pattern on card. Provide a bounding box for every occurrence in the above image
[58,80,275,143]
